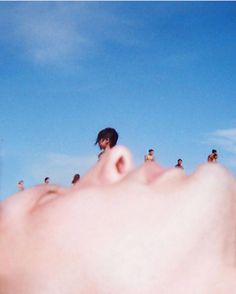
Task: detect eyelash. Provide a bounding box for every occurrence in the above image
[35,188,63,209]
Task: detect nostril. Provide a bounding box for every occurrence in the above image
[116,156,125,174]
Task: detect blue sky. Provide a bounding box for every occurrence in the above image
[0,2,236,200]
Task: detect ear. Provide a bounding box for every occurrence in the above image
[98,145,133,184]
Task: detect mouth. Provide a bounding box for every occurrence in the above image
[123,161,166,186]
[142,161,167,184]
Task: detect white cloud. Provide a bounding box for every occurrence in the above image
[205,128,236,170]
[14,4,89,65]
[28,152,97,186]
[2,3,139,65]
[209,128,236,154]
[211,129,236,142]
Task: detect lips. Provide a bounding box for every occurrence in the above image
[142,161,167,184]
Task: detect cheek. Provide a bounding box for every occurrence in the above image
[71,199,159,291]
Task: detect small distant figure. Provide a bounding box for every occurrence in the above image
[17,180,24,191]
[95,127,119,160]
[44,177,50,184]
[72,174,80,185]
[175,159,184,169]
[208,149,218,163]
[144,149,155,162]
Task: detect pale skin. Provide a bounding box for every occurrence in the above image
[0,146,236,294]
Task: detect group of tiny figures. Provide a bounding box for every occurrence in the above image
[17,174,81,192]
[17,128,218,191]
[144,148,218,168]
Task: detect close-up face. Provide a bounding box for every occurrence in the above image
[1,146,236,294]
[1,1,236,293]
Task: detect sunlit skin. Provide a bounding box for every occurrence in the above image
[144,150,155,162]
[17,180,24,191]
[0,146,236,293]
[98,138,111,151]
[97,138,111,160]
[175,159,184,169]
[208,150,218,163]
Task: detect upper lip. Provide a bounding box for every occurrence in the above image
[142,162,166,184]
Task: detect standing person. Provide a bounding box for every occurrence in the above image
[71,174,80,185]
[44,177,50,184]
[17,180,24,191]
[175,159,184,169]
[144,149,155,162]
[95,127,119,160]
[208,149,218,163]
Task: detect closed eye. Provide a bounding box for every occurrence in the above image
[33,185,67,210]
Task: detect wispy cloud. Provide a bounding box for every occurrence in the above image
[205,128,236,169]
[1,3,139,65]
[212,129,236,141]
[27,152,97,186]
[12,4,91,65]
[208,128,236,154]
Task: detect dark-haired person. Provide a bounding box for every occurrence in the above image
[208,149,218,163]
[17,180,24,191]
[71,174,80,185]
[175,159,184,169]
[44,177,50,184]
[144,149,155,162]
[95,127,119,160]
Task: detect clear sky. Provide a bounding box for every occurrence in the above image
[1,2,236,200]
